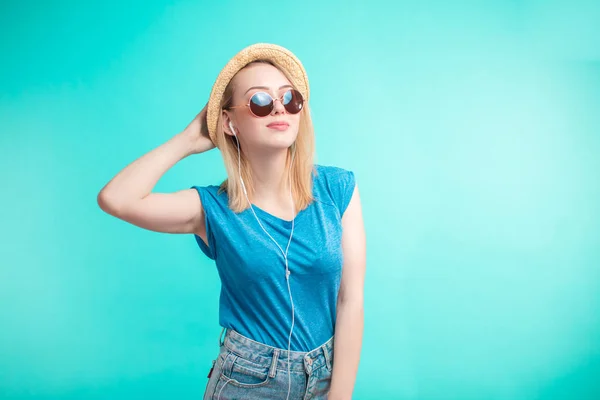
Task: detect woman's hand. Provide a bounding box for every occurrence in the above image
[181,103,216,155]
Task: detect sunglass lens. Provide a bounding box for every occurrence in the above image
[283,89,304,114]
[249,92,273,117]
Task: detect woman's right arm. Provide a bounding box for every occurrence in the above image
[97,105,215,241]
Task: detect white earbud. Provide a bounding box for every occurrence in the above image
[229,121,236,136]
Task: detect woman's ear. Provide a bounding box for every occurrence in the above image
[222,110,235,137]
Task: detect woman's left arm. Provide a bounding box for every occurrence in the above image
[329,185,366,400]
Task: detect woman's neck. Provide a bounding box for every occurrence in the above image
[246,149,292,201]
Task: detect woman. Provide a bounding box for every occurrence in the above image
[97,43,366,400]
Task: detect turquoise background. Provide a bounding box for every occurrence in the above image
[1,1,599,399]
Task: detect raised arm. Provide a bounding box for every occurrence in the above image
[97,105,215,244]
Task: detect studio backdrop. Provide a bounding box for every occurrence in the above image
[1,1,599,399]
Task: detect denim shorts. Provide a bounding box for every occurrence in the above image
[203,327,334,400]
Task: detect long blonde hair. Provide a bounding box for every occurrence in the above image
[213,60,316,213]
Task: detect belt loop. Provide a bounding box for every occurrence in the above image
[322,344,332,371]
[219,327,226,347]
[269,349,280,378]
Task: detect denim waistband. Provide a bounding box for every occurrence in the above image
[220,328,334,373]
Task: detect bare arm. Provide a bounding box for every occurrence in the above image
[97,105,215,241]
[329,185,366,400]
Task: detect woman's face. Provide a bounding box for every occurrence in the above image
[223,63,301,154]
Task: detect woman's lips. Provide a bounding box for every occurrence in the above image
[267,122,289,131]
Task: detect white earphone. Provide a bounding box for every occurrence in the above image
[222,119,297,400]
[229,121,248,196]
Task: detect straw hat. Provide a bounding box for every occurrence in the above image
[205,43,310,147]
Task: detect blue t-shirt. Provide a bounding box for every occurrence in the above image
[191,164,356,352]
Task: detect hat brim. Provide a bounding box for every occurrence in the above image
[206,43,310,147]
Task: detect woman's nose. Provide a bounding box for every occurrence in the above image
[271,98,286,114]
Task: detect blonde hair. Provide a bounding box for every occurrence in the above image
[213,60,316,213]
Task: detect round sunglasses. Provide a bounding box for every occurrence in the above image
[228,89,305,117]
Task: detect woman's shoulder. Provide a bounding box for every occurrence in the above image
[312,164,356,215]
[191,184,223,196]
[190,184,229,211]
[313,163,354,178]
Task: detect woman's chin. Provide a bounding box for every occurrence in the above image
[265,134,297,149]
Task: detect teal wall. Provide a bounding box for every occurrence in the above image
[1,1,599,399]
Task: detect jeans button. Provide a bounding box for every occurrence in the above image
[304,356,312,373]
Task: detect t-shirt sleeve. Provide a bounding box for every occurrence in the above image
[190,185,217,260]
[333,168,356,218]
